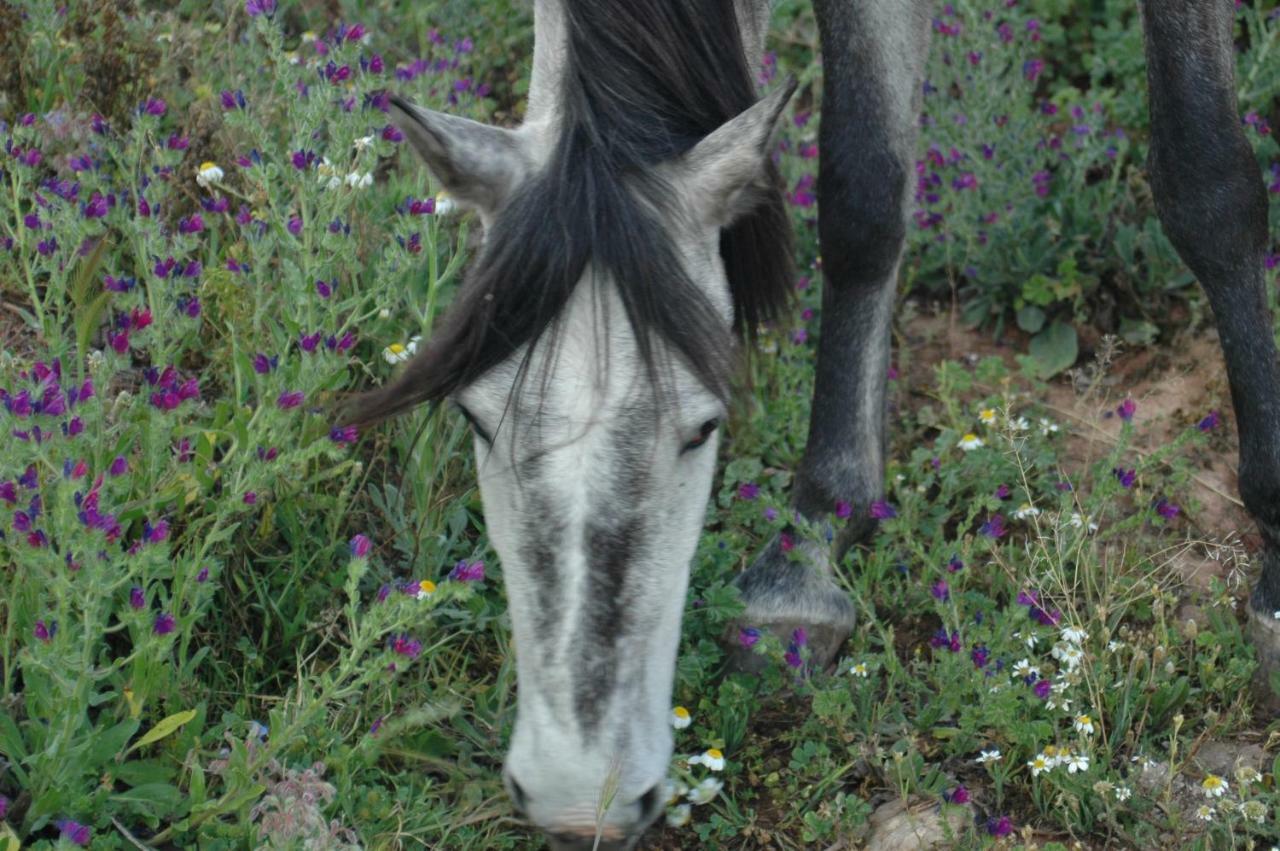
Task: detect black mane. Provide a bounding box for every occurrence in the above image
[346,0,793,428]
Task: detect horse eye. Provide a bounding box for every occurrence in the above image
[681,418,720,453]
[456,404,492,444]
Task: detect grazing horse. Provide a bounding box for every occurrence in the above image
[348,0,1280,847]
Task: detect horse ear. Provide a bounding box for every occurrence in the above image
[676,78,798,228]
[389,95,530,214]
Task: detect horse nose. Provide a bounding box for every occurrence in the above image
[505,773,662,849]
[545,831,639,851]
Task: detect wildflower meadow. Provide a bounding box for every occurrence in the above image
[1,0,1280,848]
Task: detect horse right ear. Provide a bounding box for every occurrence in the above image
[389,95,531,216]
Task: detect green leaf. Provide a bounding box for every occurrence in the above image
[89,718,141,765]
[115,759,177,787]
[128,709,198,754]
[110,782,185,820]
[1028,322,1078,377]
[1016,304,1046,334]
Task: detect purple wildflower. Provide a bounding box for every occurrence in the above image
[971,645,990,668]
[1155,498,1180,520]
[449,560,485,582]
[34,619,55,641]
[943,785,970,805]
[870,500,896,520]
[931,580,950,602]
[1117,397,1136,422]
[330,425,359,444]
[56,820,92,846]
[947,556,965,573]
[1112,467,1136,489]
[196,566,210,582]
[245,0,276,15]
[979,514,1006,538]
[349,534,371,558]
[738,627,761,649]
[277,390,305,409]
[391,634,422,658]
[835,500,852,519]
[153,612,176,635]
[1034,679,1051,698]
[1198,410,1220,431]
[129,586,145,609]
[985,816,1013,837]
[737,482,759,501]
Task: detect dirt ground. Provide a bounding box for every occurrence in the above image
[899,301,1255,596]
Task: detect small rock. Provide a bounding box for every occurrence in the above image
[865,799,967,851]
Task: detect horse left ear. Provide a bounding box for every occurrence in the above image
[389,94,531,215]
[674,78,798,228]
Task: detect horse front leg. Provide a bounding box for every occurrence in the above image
[1139,1,1280,709]
[729,0,932,671]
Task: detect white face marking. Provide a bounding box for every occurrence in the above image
[458,258,728,837]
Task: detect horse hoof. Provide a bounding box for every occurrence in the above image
[1245,600,1280,716]
[723,535,856,673]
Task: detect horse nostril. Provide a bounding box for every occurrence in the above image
[507,776,529,816]
[637,783,662,821]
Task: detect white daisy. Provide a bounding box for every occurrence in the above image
[671,706,692,730]
[1114,784,1131,802]
[354,134,376,151]
[850,662,869,678]
[1065,752,1090,774]
[1073,714,1095,736]
[976,749,1002,764]
[688,748,725,772]
[1060,626,1088,645]
[666,803,692,827]
[1011,659,1039,679]
[1051,642,1084,672]
[1195,804,1215,822]
[1039,418,1060,435]
[978,407,997,424]
[195,161,224,187]
[382,335,421,365]
[957,433,984,451]
[686,777,723,805]
[345,170,373,189]
[1028,753,1052,776]
[1201,774,1228,798]
[1013,503,1041,520]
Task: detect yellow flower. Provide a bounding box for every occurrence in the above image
[979,408,997,424]
[382,335,421,365]
[195,161,224,188]
[671,706,691,729]
[416,580,436,599]
[1201,774,1228,798]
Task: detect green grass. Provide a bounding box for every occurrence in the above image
[1,1,1279,848]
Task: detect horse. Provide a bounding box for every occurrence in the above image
[345,1,1280,848]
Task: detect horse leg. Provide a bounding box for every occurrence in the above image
[730,0,931,670]
[1139,1,1280,709]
